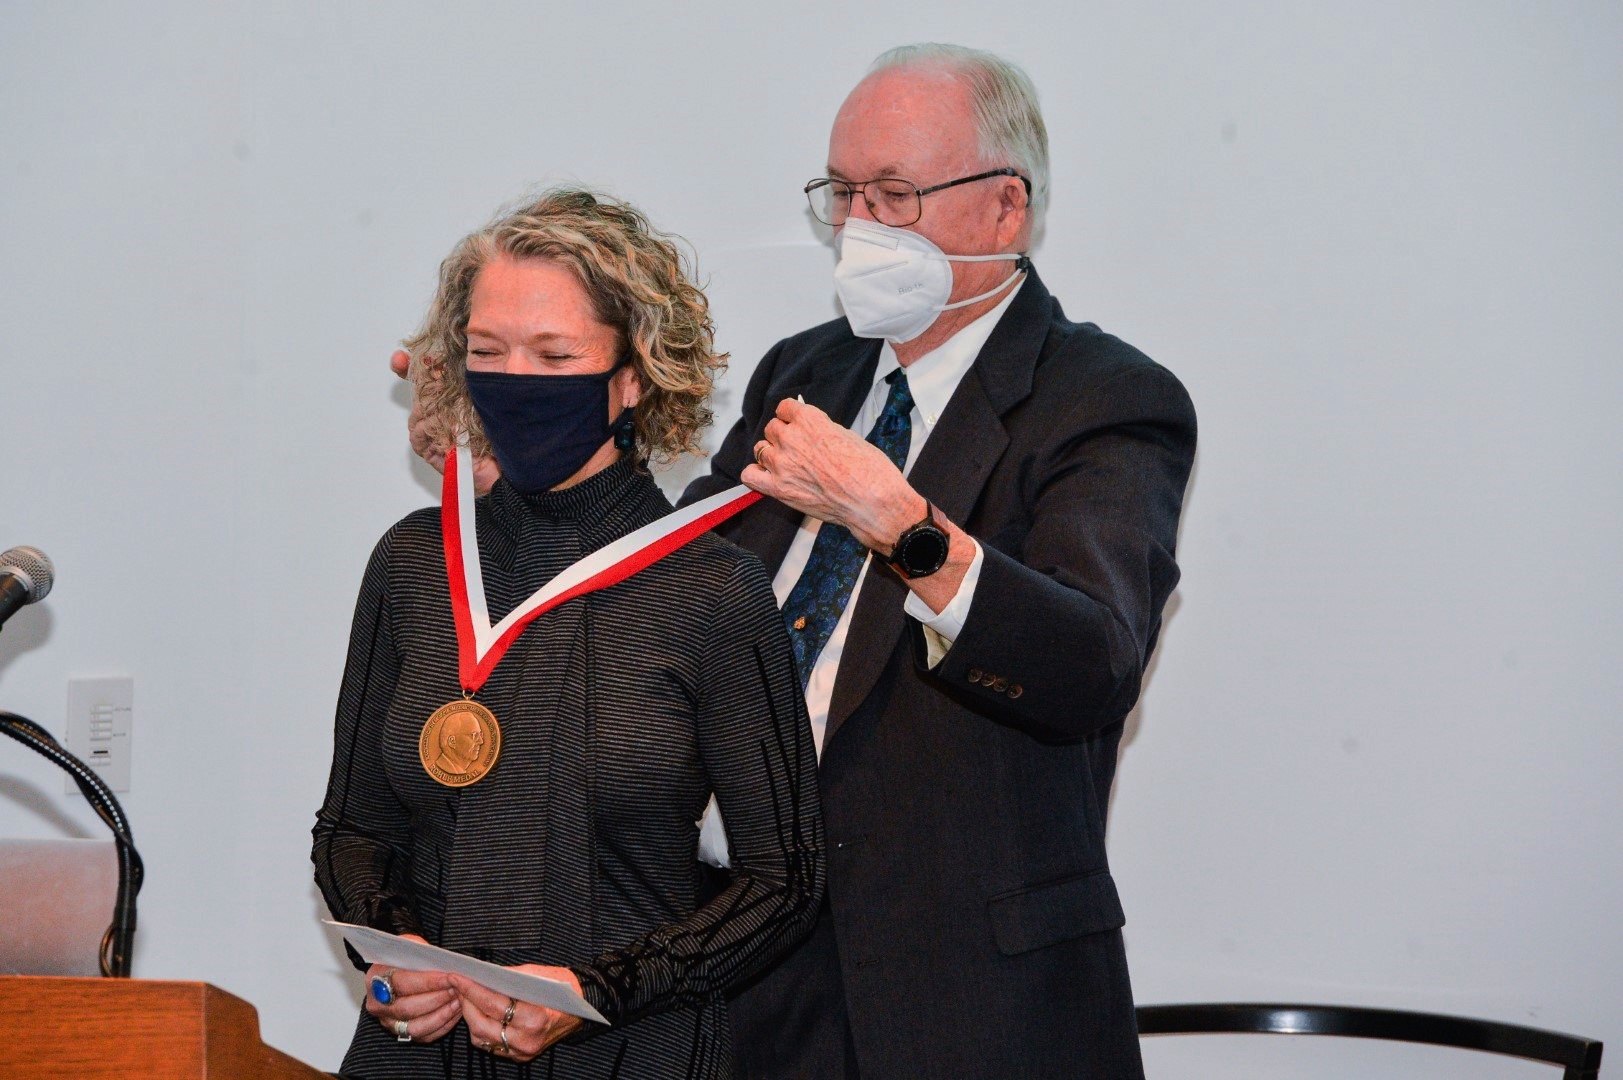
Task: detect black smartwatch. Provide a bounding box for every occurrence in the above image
[882,501,950,579]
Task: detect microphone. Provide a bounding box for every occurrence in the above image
[0,545,54,631]
[0,546,144,976]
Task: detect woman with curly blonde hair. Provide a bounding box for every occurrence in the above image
[405,189,725,482]
[314,188,824,1079]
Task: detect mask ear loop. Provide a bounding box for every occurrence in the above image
[936,254,1030,313]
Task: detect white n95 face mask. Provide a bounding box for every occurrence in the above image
[833,217,1027,344]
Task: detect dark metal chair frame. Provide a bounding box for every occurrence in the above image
[1137,1002,1603,1079]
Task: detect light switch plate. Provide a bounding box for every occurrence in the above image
[65,677,133,794]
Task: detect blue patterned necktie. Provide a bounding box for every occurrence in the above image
[782,369,914,689]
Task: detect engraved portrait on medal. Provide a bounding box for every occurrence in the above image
[419,700,502,787]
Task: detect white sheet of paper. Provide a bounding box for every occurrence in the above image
[326,920,609,1025]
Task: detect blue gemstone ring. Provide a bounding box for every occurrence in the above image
[369,969,397,1005]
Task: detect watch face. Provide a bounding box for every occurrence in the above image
[900,528,950,575]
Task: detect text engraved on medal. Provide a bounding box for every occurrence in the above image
[419,700,502,787]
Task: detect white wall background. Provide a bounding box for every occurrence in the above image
[2,3,1618,1075]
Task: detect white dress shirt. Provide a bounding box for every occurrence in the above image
[696,280,1023,867]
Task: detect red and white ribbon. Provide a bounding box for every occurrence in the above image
[442,442,761,693]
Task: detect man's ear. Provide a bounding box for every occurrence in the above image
[996,178,1029,247]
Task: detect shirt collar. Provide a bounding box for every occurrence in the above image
[874,276,1026,428]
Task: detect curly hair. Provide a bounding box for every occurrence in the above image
[403,188,727,468]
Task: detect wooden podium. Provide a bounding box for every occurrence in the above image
[0,977,330,1079]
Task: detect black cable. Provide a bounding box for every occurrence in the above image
[0,710,144,977]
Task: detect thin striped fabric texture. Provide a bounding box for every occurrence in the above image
[313,458,824,1079]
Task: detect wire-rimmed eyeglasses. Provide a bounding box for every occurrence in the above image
[804,167,1031,227]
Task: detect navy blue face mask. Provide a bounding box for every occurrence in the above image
[464,364,635,495]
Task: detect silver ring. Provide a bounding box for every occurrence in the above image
[754,441,768,468]
[500,1024,511,1055]
[502,999,517,1025]
[394,1019,411,1042]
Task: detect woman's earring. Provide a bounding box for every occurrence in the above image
[613,408,637,452]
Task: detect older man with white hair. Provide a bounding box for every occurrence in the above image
[399,41,1193,1080]
[685,43,1196,1080]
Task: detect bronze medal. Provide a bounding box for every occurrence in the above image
[419,699,502,787]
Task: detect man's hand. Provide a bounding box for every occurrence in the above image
[451,965,585,1062]
[742,396,976,615]
[392,349,502,495]
[362,936,461,1044]
[741,398,922,553]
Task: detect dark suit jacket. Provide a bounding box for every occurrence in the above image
[681,268,1196,1079]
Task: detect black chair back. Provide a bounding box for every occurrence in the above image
[1137,1003,1602,1079]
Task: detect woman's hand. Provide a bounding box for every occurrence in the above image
[451,965,586,1062]
[362,935,461,1045]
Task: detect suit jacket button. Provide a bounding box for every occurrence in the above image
[968,667,983,683]
[992,676,1008,692]
[1007,683,1023,699]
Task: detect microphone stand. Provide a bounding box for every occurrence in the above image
[1,710,144,977]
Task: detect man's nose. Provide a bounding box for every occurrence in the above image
[845,188,878,223]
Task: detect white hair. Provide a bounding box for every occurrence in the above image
[869,43,1051,229]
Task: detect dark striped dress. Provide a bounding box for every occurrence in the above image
[312,458,824,1079]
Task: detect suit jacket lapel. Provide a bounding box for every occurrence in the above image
[806,336,885,426]
[824,270,1053,746]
